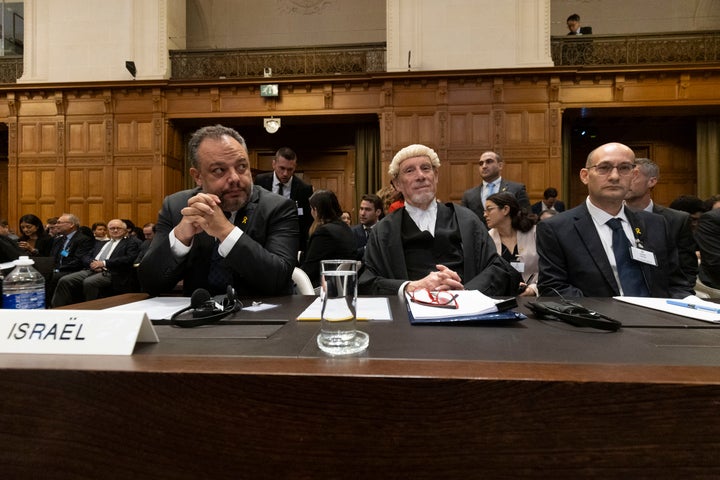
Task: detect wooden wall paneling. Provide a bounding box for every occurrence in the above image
[417,113,435,146]
[443,155,476,203]
[471,112,492,145]
[394,113,418,146]
[85,166,109,225]
[448,113,470,145]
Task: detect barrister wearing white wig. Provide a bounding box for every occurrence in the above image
[388,144,441,177]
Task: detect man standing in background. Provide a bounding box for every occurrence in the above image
[462,151,530,222]
[255,147,313,252]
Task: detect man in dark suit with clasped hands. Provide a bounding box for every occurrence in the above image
[536,142,693,298]
[138,125,299,297]
[462,151,530,222]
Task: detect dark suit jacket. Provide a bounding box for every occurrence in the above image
[351,224,371,260]
[568,27,592,35]
[461,179,531,221]
[50,231,94,273]
[255,172,313,251]
[95,236,142,293]
[300,219,357,287]
[536,203,693,298]
[138,186,299,297]
[652,204,697,286]
[0,235,23,263]
[695,208,720,289]
[531,200,566,216]
[359,202,521,296]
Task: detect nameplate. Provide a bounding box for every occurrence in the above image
[0,310,159,355]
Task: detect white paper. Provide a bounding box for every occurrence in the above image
[405,290,500,320]
[297,297,392,321]
[614,295,720,323]
[105,297,191,320]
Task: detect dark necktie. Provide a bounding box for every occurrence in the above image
[364,226,371,238]
[277,183,284,196]
[606,218,649,296]
[207,212,233,294]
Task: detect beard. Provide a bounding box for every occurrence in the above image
[218,181,253,212]
[405,190,436,209]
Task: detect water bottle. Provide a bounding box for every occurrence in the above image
[2,256,46,309]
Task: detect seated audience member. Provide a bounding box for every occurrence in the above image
[92,222,110,242]
[537,209,558,222]
[134,223,156,265]
[485,192,538,296]
[537,142,693,298]
[359,144,520,296]
[377,182,404,214]
[566,13,592,35]
[46,217,59,237]
[300,190,357,287]
[51,219,141,307]
[669,195,706,232]
[0,228,23,263]
[694,208,720,298]
[47,213,95,304]
[531,187,566,216]
[625,158,697,286]
[352,193,384,260]
[340,211,352,226]
[1,219,19,242]
[138,125,299,297]
[18,214,54,257]
[78,225,93,238]
[461,151,531,222]
[703,194,720,211]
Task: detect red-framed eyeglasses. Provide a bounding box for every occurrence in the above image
[409,289,459,309]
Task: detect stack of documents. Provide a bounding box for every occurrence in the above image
[405,290,522,325]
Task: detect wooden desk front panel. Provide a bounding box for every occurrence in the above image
[2,296,720,478]
[1,369,719,479]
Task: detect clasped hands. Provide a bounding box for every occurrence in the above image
[175,192,234,246]
[89,260,105,272]
[404,264,463,293]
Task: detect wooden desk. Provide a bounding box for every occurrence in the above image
[2,296,719,478]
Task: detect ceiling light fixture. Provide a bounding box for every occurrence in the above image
[264,117,281,134]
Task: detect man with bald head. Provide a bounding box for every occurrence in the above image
[536,142,693,298]
[51,218,142,306]
[359,144,519,296]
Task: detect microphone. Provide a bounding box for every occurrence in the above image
[190,288,212,308]
[170,287,243,328]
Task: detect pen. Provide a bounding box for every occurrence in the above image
[525,273,536,284]
[666,299,720,314]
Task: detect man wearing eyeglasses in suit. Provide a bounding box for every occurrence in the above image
[536,142,693,298]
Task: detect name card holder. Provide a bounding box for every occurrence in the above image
[0,310,159,355]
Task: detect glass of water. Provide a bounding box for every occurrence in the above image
[316,259,369,355]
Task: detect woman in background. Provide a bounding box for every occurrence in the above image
[300,190,357,287]
[484,192,538,296]
[18,213,53,257]
[340,210,352,225]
